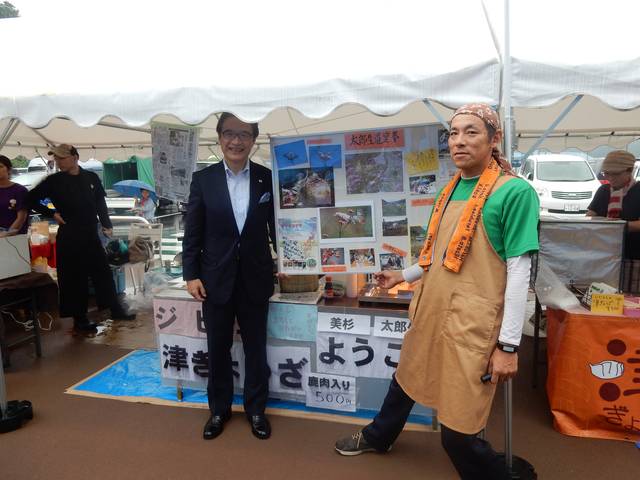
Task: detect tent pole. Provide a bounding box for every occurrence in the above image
[521,95,583,160]
[481,0,503,64]
[0,119,19,150]
[422,100,450,131]
[502,0,513,165]
[502,3,515,475]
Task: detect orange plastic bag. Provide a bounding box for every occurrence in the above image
[546,308,640,442]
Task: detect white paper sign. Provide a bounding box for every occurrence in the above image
[372,315,411,339]
[305,373,356,412]
[151,122,199,202]
[153,298,206,339]
[158,333,207,383]
[315,331,400,379]
[267,345,311,396]
[158,333,245,387]
[317,311,371,336]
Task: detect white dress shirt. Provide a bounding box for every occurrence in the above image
[223,159,250,233]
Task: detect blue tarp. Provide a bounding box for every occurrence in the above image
[70,349,431,425]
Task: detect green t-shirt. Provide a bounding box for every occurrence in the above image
[430,175,540,260]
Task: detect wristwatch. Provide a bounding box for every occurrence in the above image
[496,342,518,353]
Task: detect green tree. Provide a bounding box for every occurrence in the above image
[0,1,19,18]
[11,155,28,168]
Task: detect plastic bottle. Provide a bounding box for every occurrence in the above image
[324,276,334,298]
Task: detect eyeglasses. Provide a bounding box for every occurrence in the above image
[221,130,253,142]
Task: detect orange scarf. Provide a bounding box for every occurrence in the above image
[418,159,501,273]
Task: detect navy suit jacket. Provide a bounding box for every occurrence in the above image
[182,161,276,304]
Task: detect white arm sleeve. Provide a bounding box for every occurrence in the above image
[402,263,424,283]
[498,254,532,346]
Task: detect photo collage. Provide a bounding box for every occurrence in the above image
[271,124,456,274]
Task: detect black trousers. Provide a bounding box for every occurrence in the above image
[202,276,270,416]
[56,225,118,319]
[363,375,509,480]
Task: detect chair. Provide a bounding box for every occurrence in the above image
[129,223,163,268]
[127,223,163,294]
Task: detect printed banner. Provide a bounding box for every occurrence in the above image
[153,298,206,339]
[344,129,405,150]
[317,311,371,336]
[158,334,245,388]
[267,345,311,397]
[372,316,411,339]
[315,331,401,379]
[546,308,640,442]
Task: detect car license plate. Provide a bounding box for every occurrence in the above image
[564,203,580,212]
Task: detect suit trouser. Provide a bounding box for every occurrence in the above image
[362,375,509,480]
[203,276,270,416]
[56,225,118,319]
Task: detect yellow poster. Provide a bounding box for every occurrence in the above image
[406,149,438,175]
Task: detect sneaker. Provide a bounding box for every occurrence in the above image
[335,431,388,456]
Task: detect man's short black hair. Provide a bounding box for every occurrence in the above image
[216,112,259,140]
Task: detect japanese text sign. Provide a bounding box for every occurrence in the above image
[305,373,356,412]
[317,312,371,336]
[591,293,625,315]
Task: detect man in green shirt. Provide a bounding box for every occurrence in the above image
[335,104,539,480]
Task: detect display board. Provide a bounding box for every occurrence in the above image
[270,125,456,274]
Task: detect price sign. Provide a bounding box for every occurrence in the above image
[591,293,624,315]
[305,373,356,412]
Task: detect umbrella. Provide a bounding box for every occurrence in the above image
[112,180,157,202]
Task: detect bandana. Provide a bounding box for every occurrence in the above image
[451,103,515,176]
[417,103,511,273]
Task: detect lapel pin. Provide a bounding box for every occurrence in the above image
[259,178,263,183]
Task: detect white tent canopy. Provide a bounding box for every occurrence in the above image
[1,0,640,159]
[502,0,640,153]
[0,1,498,126]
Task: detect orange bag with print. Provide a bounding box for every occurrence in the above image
[546,308,640,442]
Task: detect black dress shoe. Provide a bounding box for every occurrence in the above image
[73,317,98,332]
[203,412,231,440]
[110,306,136,321]
[248,414,271,440]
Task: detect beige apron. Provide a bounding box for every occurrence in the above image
[396,176,512,434]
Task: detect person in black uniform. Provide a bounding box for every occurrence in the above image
[24,144,135,331]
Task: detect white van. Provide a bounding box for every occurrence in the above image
[519,154,602,216]
[27,157,51,173]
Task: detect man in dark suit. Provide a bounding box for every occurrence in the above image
[182,113,276,441]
